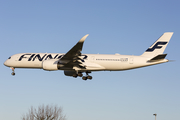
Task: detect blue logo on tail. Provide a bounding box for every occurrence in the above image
[146,42,167,52]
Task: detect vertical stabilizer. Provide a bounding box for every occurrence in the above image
[141,32,173,58]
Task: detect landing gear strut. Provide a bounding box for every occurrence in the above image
[11,67,15,76]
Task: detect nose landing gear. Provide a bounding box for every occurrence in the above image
[10,67,15,76]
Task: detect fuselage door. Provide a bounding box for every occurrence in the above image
[129,57,134,64]
[91,56,95,62]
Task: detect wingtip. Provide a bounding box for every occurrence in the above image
[79,34,89,42]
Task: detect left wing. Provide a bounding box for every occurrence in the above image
[58,34,89,69]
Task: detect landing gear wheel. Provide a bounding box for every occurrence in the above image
[73,74,78,78]
[87,76,92,80]
[11,72,15,76]
[78,73,83,77]
[81,71,93,80]
[82,76,87,80]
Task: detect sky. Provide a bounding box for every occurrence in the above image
[0,0,180,120]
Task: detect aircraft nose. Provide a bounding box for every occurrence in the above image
[4,60,9,67]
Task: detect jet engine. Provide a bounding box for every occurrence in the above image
[42,59,59,71]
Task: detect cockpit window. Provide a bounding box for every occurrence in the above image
[8,57,11,59]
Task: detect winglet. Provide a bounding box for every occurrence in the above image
[79,34,89,43]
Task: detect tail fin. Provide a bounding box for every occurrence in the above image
[141,32,173,58]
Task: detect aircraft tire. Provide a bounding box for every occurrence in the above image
[11,72,15,76]
[87,76,92,80]
[78,73,83,77]
[82,76,87,80]
[73,74,78,78]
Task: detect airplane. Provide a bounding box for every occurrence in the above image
[4,32,173,80]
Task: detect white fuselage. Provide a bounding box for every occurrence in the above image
[4,53,168,72]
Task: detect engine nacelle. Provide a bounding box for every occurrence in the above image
[64,71,76,76]
[42,59,59,71]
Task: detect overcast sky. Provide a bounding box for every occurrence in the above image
[0,0,180,120]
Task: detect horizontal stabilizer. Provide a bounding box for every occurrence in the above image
[148,54,167,62]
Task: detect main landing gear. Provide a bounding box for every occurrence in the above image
[82,72,92,80]
[11,67,15,76]
[73,71,92,80]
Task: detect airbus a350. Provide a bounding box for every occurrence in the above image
[4,32,173,80]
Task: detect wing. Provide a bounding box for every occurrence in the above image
[58,34,89,69]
